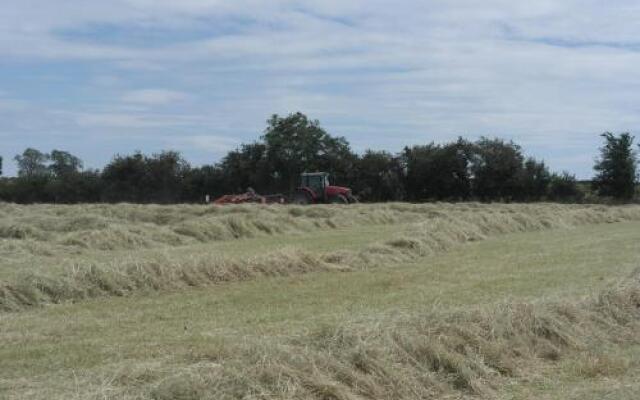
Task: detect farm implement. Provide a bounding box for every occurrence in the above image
[213,172,357,205]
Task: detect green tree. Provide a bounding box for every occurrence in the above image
[353,150,405,201]
[593,132,637,200]
[102,151,190,203]
[312,134,356,190]
[219,143,274,194]
[548,172,583,203]
[14,148,50,177]
[0,155,3,176]
[146,151,191,203]
[46,150,92,203]
[49,150,83,177]
[183,165,226,202]
[101,152,148,202]
[403,139,471,201]
[46,170,103,204]
[470,138,525,201]
[11,148,52,203]
[519,158,551,201]
[262,112,354,193]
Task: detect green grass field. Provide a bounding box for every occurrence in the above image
[1,203,640,399]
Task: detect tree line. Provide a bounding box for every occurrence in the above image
[0,112,638,204]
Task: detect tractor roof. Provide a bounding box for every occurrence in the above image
[301,172,329,176]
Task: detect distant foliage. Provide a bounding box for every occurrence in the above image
[403,139,471,201]
[102,151,190,203]
[14,148,50,178]
[469,138,526,201]
[263,113,355,193]
[49,150,83,178]
[593,132,638,200]
[1,113,637,204]
[183,165,226,202]
[548,172,583,203]
[352,150,405,202]
[519,158,552,201]
[218,143,274,195]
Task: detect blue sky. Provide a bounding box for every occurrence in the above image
[2,1,640,178]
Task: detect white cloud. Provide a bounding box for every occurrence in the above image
[164,134,240,154]
[121,89,190,105]
[2,1,640,178]
[72,111,209,129]
[74,112,157,128]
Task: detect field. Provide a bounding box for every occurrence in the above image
[1,202,640,399]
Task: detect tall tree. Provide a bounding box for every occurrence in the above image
[14,148,50,177]
[470,138,525,201]
[262,112,354,192]
[49,150,83,177]
[219,143,273,194]
[548,172,583,203]
[102,151,191,203]
[354,150,405,201]
[11,149,52,203]
[145,151,191,203]
[183,165,226,202]
[101,152,148,202]
[46,169,103,204]
[593,132,637,200]
[403,139,471,201]
[519,158,551,201]
[46,150,91,203]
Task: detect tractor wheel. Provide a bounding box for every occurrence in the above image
[329,194,349,204]
[292,191,311,205]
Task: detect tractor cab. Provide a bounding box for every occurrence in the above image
[300,172,330,199]
[294,172,355,204]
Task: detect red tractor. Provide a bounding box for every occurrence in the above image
[292,172,357,204]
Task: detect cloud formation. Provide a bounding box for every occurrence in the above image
[1,1,639,177]
[122,89,190,105]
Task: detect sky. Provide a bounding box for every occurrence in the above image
[1,1,640,178]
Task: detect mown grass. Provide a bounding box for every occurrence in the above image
[3,203,640,311]
[1,214,640,399]
[0,222,407,281]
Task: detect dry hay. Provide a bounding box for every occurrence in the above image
[0,202,636,254]
[32,269,640,400]
[2,203,640,312]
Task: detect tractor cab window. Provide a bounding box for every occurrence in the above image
[307,175,324,192]
[301,174,330,194]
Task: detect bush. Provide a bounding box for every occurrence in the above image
[548,172,584,203]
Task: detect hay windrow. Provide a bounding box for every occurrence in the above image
[0,202,636,253]
[2,203,640,312]
[37,269,640,399]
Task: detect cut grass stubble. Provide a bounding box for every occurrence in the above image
[4,269,639,400]
[2,203,640,311]
[2,203,640,399]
